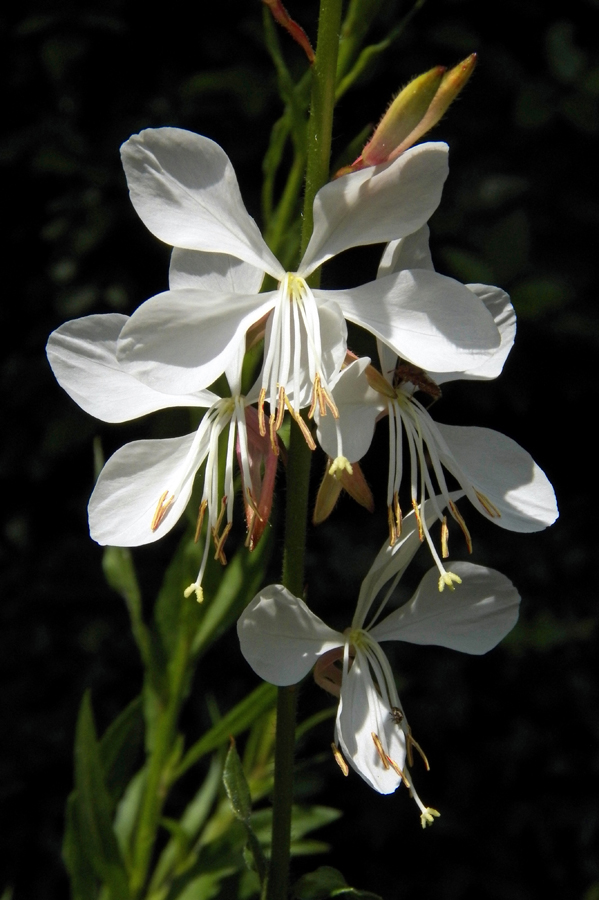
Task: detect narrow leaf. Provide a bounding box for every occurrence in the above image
[73,692,130,898]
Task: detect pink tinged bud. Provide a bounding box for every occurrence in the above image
[385,53,478,163]
[361,66,446,167]
[262,0,315,64]
[335,54,477,178]
[313,458,374,525]
[237,406,278,551]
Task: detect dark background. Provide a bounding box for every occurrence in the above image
[2,0,598,898]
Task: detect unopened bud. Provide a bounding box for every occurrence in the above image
[335,54,477,178]
[362,67,445,167]
[389,53,477,161]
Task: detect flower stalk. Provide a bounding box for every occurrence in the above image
[267,0,343,897]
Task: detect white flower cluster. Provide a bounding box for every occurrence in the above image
[47,127,558,817]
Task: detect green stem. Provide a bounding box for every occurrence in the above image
[266,1,343,897]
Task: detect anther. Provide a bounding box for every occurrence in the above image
[258,388,267,438]
[386,755,411,787]
[411,499,424,541]
[449,500,473,553]
[331,743,349,777]
[194,500,208,543]
[475,489,501,518]
[408,734,430,771]
[441,516,449,559]
[151,491,175,532]
[371,732,390,769]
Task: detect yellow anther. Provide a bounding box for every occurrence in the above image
[194,500,208,543]
[408,734,430,771]
[475,489,501,518]
[441,516,449,559]
[331,743,349,777]
[386,755,411,787]
[371,732,390,769]
[151,490,175,532]
[449,500,473,553]
[411,499,424,542]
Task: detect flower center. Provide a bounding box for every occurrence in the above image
[258,273,338,450]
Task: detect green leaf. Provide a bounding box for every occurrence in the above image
[99,696,144,807]
[251,805,341,847]
[175,683,277,780]
[73,692,131,899]
[293,866,383,900]
[149,756,223,894]
[63,792,99,900]
[102,547,151,669]
[223,740,252,823]
[223,740,267,884]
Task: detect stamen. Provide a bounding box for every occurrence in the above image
[475,489,501,518]
[411,498,424,542]
[283,392,316,449]
[388,504,398,546]
[194,500,208,543]
[441,516,449,559]
[258,388,267,438]
[274,385,286,432]
[213,521,233,565]
[151,490,175,532]
[371,732,390,769]
[331,743,349,777]
[449,500,473,553]
[408,734,430,771]
[386,755,411,787]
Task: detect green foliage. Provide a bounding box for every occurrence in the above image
[292,867,383,900]
[65,692,131,899]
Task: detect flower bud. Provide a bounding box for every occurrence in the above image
[362,66,446,167]
[335,54,477,178]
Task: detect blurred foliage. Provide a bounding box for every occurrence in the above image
[1,0,598,898]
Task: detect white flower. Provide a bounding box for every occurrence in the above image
[238,501,520,820]
[316,227,558,584]
[116,128,501,443]
[47,310,272,601]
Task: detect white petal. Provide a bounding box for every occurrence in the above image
[47,314,216,422]
[436,424,558,532]
[169,249,265,294]
[89,433,202,546]
[299,143,449,277]
[315,358,384,461]
[336,649,405,794]
[432,285,516,385]
[117,289,276,394]
[121,128,284,279]
[325,269,500,373]
[370,561,520,654]
[237,586,342,685]
[377,224,435,277]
